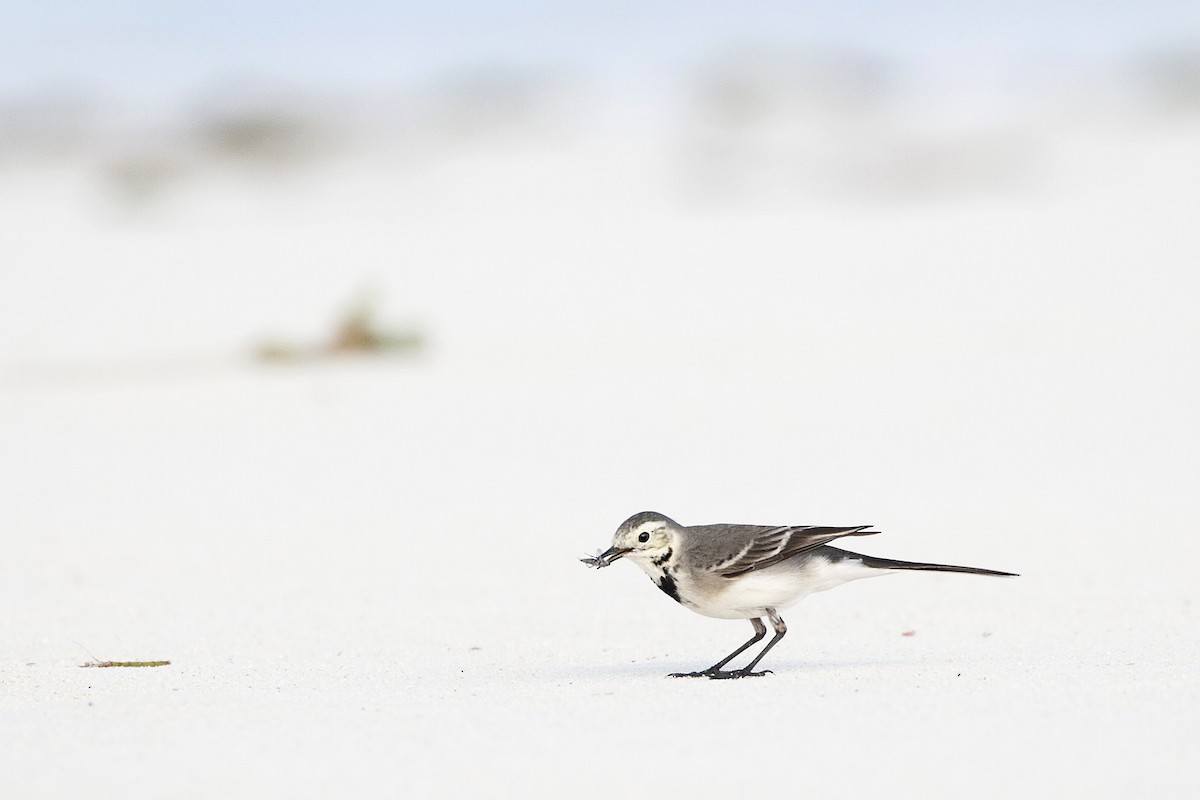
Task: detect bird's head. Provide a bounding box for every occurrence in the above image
[584,511,681,569]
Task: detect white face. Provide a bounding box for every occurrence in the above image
[601,512,677,566]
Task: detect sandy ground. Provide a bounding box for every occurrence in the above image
[2,124,1199,797]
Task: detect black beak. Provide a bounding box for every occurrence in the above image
[581,546,631,569]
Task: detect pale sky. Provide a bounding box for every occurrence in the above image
[3,2,1198,101]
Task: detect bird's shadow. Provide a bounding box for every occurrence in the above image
[540,655,909,683]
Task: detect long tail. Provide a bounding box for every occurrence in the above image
[856,553,1017,577]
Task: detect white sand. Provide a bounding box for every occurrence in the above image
[2,124,1199,798]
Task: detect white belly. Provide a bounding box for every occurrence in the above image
[687,555,888,619]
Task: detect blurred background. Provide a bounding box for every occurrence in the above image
[3,1,1198,370]
[3,2,1200,797]
[4,1,1199,610]
[4,0,1200,634]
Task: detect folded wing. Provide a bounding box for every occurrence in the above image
[709,525,878,578]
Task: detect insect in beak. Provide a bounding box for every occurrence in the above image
[580,546,631,569]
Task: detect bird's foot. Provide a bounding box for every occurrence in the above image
[707,668,773,680]
[668,668,774,679]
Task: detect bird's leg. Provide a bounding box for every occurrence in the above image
[726,608,787,678]
[669,618,767,678]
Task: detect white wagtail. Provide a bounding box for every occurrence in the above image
[582,511,1016,679]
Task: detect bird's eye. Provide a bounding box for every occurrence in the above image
[637,532,650,543]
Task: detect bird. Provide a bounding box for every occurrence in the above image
[582,511,1016,679]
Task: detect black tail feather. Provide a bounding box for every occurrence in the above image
[856,553,1018,577]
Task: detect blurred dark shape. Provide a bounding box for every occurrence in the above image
[92,86,348,208]
[1130,47,1200,117]
[423,63,580,145]
[102,150,187,207]
[327,297,424,356]
[1,65,582,213]
[197,107,339,167]
[0,93,93,165]
[888,134,1036,196]
[841,129,1040,198]
[185,79,347,172]
[677,44,1042,202]
[256,292,424,364]
[692,46,892,127]
[676,45,895,202]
